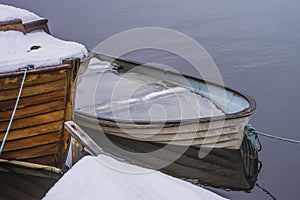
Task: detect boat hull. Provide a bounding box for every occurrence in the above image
[74,53,256,150]
[75,112,250,149]
[0,59,79,168]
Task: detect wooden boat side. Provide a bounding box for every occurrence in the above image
[0,18,50,34]
[0,59,80,168]
[74,53,255,149]
[74,111,249,149]
[1,146,60,168]
[23,19,50,34]
[0,19,25,33]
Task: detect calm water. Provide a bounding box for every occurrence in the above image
[2,0,300,199]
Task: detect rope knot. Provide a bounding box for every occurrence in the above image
[245,124,262,152]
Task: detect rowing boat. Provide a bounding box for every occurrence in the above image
[74,53,256,149]
[0,5,87,168]
[0,59,80,168]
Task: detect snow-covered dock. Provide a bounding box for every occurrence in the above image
[44,155,227,200]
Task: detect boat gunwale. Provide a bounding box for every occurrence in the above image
[0,64,71,78]
[75,53,256,125]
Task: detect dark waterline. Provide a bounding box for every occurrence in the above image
[1,0,300,199]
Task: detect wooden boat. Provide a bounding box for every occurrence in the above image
[74,53,256,149]
[0,18,50,34]
[0,59,80,168]
[0,18,83,168]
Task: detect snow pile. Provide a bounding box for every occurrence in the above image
[44,155,227,200]
[0,30,88,73]
[0,4,42,23]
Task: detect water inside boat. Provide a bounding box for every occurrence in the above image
[76,57,226,122]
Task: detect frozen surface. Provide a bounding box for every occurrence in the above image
[44,155,227,200]
[0,4,42,23]
[0,30,88,73]
[76,58,224,121]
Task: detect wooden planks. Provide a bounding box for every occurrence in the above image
[55,58,81,167]
[0,110,65,132]
[0,143,60,161]
[0,100,66,122]
[64,121,103,156]
[0,121,63,141]
[0,90,66,112]
[23,18,50,34]
[0,61,79,168]
[0,19,25,33]
[0,79,67,101]
[0,69,66,90]
[2,131,63,152]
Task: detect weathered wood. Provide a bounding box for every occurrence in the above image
[0,100,66,122]
[0,90,66,112]
[1,143,59,160]
[0,59,80,168]
[24,155,57,167]
[0,18,50,35]
[23,19,50,34]
[64,121,103,156]
[0,19,25,33]
[0,79,67,101]
[0,121,62,141]
[0,110,65,132]
[2,131,62,152]
[55,58,81,168]
[0,158,62,174]
[71,137,84,165]
[0,69,66,90]
[0,64,70,78]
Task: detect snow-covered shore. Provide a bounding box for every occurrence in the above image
[44,155,227,200]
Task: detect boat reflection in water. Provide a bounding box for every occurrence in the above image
[78,126,260,192]
[0,160,61,199]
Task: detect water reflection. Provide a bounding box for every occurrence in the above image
[0,161,61,200]
[80,126,260,192]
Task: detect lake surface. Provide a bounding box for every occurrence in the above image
[1,0,300,199]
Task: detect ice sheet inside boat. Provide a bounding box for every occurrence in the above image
[75,56,251,122]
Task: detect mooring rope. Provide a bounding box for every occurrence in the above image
[255,183,277,200]
[245,124,262,152]
[0,65,32,154]
[245,124,300,152]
